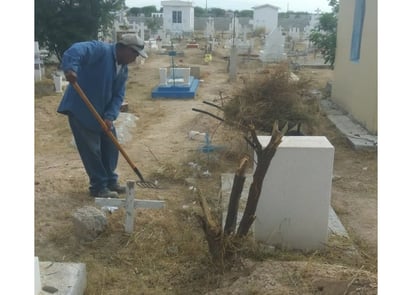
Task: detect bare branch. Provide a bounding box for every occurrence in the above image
[267,120,284,150]
[192,108,225,122]
[203,100,224,110]
[248,124,262,153]
[197,190,220,231]
[243,136,256,149]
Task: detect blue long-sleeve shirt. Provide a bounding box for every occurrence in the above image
[57,41,128,132]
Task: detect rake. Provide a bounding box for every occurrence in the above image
[71,82,159,189]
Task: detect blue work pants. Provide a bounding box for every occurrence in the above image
[68,115,119,193]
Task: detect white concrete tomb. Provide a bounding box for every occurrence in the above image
[35,256,41,294]
[254,136,334,250]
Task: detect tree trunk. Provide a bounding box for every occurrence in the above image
[237,122,283,237]
[224,157,249,235]
[197,191,223,264]
[236,151,276,236]
[196,121,284,266]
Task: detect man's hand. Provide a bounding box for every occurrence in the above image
[104,119,113,131]
[65,70,77,84]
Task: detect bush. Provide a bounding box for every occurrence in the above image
[223,62,319,133]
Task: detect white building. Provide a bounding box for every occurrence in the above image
[332,0,377,134]
[253,4,280,34]
[161,1,194,35]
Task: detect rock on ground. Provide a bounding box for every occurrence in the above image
[72,206,107,241]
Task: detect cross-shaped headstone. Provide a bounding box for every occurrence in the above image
[139,22,148,41]
[95,180,165,233]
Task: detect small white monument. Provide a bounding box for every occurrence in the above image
[254,136,334,250]
[259,27,286,63]
[35,256,41,294]
[229,16,240,39]
[139,22,147,40]
[53,73,63,93]
[34,41,44,82]
[204,16,215,38]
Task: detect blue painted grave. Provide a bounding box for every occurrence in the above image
[151,45,199,99]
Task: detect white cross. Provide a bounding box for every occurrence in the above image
[139,22,148,41]
[95,180,165,233]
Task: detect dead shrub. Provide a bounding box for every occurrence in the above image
[223,62,320,133]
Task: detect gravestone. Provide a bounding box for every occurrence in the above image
[34,41,44,82]
[151,45,200,99]
[229,16,240,39]
[155,29,166,49]
[53,72,63,93]
[35,257,41,294]
[115,112,139,144]
[139,22,147,40]
[229,46,238,81]
[259,27,286,63]
[159,68,168,86]
[39,261,87,295]
[254,136,334,250]
[169,68,191,85]
[204,16,215,38]
[95,181,165,233]
[236,39,254,55]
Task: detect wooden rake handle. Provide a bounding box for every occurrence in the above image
[71,82,146,182]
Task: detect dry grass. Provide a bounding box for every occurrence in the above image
[35,41,376,294]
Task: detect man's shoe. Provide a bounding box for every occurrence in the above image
[108,183,127,194]
[90,188,119,198]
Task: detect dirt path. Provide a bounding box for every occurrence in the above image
[35,43,377,294]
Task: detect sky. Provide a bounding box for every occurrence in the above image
[125,0,333,14]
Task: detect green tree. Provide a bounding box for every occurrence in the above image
[146,17,162,36]
[194,6,206,17]
[127,6,157,17]
[35,0,124,62]
[141,5,157,17]
[236,10,253,18]
[209,8,226,17]
[309,0,339,68]
[127,7,142,16]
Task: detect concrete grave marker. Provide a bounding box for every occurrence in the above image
[254,136,334,250]
[139,22,147,40]
[95,180,165,233]
[229,16,240,39]
[259,27,286,63]
[34,41,44,82]
[205,16,215,38]
[35,257,41,294]
[229,46,238,81]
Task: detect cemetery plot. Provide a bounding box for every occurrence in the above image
[35,41,376,294]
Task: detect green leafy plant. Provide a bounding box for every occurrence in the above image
[35,0,125,62]
[309,0,339,68]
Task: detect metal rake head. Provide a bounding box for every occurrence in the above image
[136,180,159,189]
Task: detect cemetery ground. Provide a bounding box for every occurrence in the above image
[35,44,377,294]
